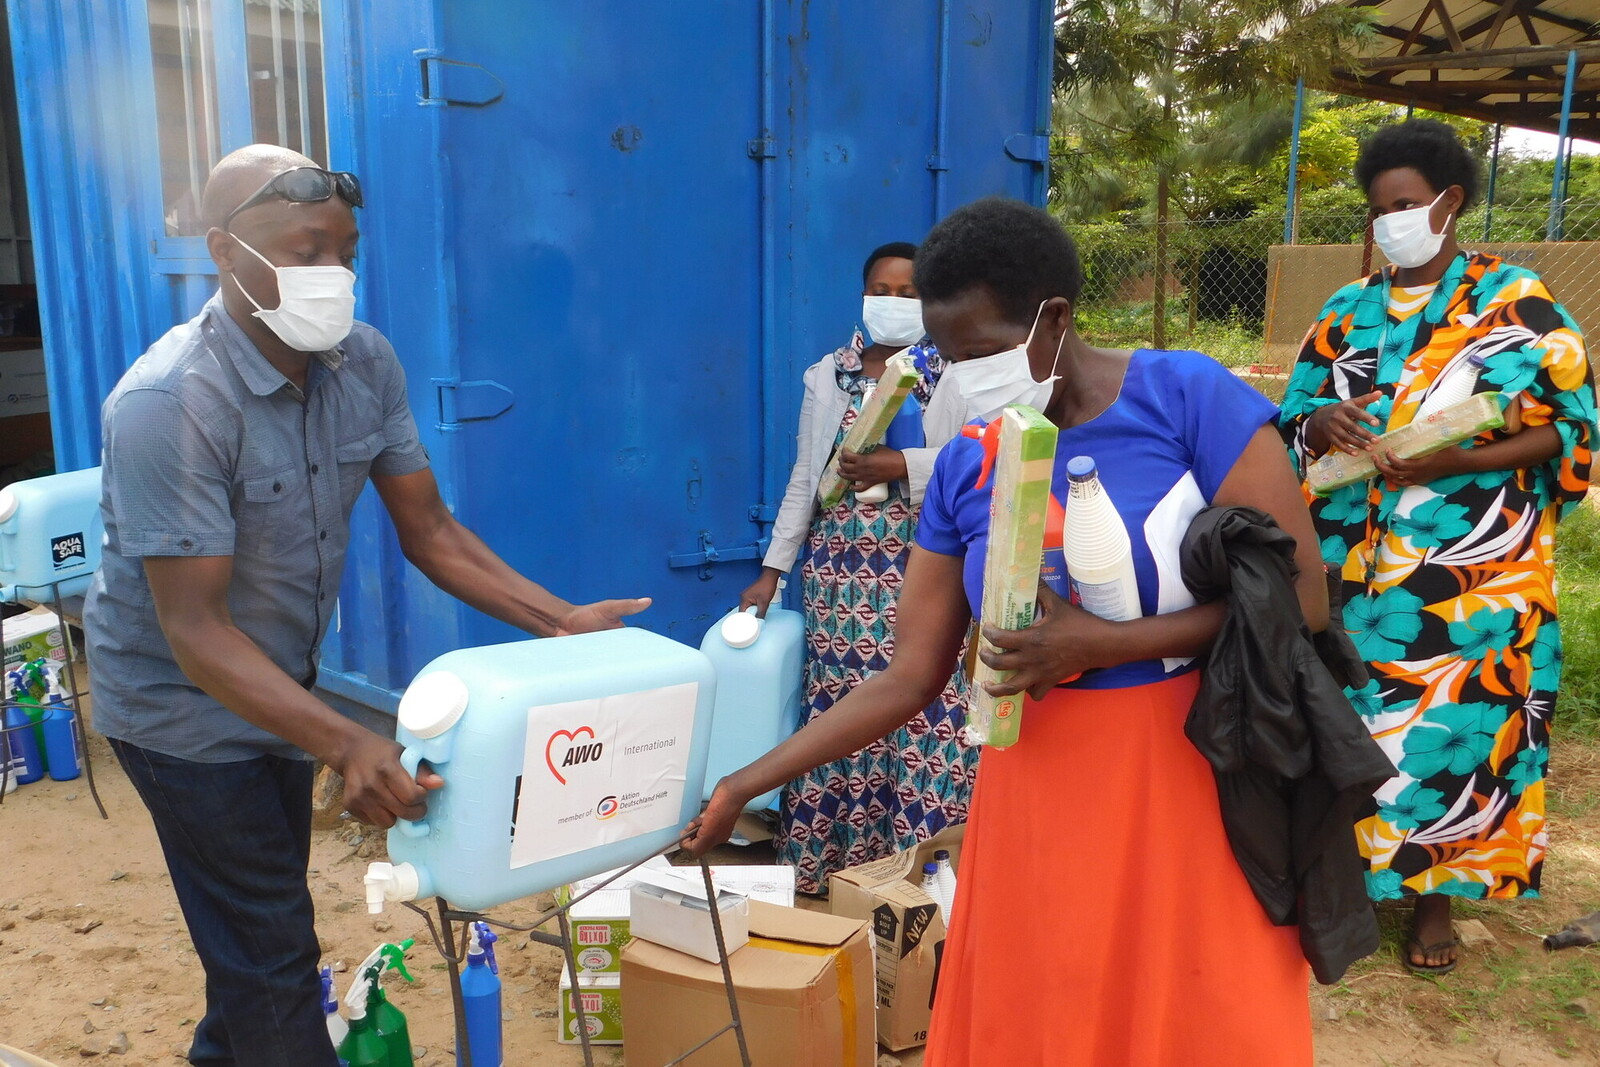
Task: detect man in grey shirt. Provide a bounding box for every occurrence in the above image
[84,144,648,1067]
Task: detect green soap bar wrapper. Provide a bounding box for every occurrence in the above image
[967,404,1059,749]
[816,349,921,508]
[559,973,624,1045]
[1310,392,1505,496]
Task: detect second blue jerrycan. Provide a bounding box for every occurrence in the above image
[699,596,805,812]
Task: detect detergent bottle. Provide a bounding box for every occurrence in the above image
[357,940,416,1067]
[699,580,804,811]
[321,965,348,1051]
[39,667,81,781]
[1418,350,1490,416]
[336,965,392,1067]
[458,922,502,1067]
[1063,456,1142,623]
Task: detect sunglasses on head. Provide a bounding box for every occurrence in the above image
[224,167,363,229]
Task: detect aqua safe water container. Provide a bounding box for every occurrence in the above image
[365,628,716,914]
[0,467,103,603]
[699,604,804,812]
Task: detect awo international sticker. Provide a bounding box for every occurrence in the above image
[508,682,698,869]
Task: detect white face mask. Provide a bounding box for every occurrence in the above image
[229,236,357,352]
[862,295,925,347]
[1373,189,1452,270]
[942,301,1066,422]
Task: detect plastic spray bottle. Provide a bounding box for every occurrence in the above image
[18,661,51,769]
[3,667,44,785]
[458,922,501,1067]
[352,939,416,1067]
[321,965,348,1052]
[337,965,391,1067]
[39,667,81,781]
[1063,456,1141,622]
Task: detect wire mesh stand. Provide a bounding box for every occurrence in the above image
[0,579,107,818]
[403,841,752,1067]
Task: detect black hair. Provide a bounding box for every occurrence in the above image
[1355,119,1482,209]
[913,197,1084,326]
[862,241,918,285]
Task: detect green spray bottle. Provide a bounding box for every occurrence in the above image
[354,939,416,1067]
[337,964,391,1067]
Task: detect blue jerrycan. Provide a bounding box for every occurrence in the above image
[699,600,805,811]
[365,628,717,914]
[0,466,104,601]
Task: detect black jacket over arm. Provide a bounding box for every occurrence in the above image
[1181,505,1396,985]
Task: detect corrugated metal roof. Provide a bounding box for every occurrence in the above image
[1327,1,1600,137]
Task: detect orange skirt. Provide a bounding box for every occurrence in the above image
[925,673,1311,1067]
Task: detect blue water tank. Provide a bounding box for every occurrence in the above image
[0,467,103,603]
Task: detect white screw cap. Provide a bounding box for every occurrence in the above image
[720,607,762,649]
[397,670,469,739]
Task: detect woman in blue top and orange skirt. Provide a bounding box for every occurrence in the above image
[687,198,1326,1064]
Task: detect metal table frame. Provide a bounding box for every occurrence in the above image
[404,843,751,1067]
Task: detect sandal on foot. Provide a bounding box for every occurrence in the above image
[1403,937,1458,975]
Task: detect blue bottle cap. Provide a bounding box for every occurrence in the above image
[923,862,939,875]
[1067,455,1097,479]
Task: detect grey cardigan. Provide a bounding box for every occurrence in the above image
[763,352,960,573]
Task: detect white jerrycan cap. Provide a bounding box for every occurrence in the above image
[721,607,763,649]
[397,670,469,739]
[0,486,17,524]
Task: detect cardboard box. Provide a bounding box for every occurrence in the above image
[621,900,875,1067]
[555,854,672,907]
[3,607,65,674]
[828,824,966,1051]
[629,867,750,964]
[0,348,48,418]
[567,889,632,973]
[557,971,623,1045]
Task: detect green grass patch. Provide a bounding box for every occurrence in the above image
[1556,504,1600,739]
[1076,301,1268,370]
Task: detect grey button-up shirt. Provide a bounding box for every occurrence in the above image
[85,295,429,762]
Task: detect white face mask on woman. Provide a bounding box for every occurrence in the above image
[862,295,925,347]
[942,301,1066,422]
[1373,189,1452,269]
[229,235,357,352]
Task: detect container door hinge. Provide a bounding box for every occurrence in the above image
[668,531,769,581]
[747,137,777,160]
[416,49,506,108]
[748,503,778,524]
[432,378,514,431]
[1004,133,1050,164]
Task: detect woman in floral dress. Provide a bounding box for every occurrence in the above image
[1280,120,1597,973]
[739,243,974,894]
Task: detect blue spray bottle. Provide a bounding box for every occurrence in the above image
[39,668,81,781]
[458,922,501,1067]
[321,965,349,1056]
[3,667,45,785]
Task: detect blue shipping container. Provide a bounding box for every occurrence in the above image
[5,0,1054,717]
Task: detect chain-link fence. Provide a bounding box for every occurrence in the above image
[1070,201,1600,400]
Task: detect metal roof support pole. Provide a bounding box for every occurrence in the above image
[1283,77,1305,245]
[1546,49,1578,242]
[1484,122,1502,241]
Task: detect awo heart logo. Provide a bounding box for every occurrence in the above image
[545,726,603,785]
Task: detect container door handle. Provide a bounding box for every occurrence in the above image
[415,49,506,109]
[668,531,769,581]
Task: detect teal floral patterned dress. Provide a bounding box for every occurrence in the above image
[1280,253,1597,902]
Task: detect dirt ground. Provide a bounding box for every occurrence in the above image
[4,714,1600,1065]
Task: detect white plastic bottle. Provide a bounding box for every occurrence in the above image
[1417,351,1489,416]
[933,849,957,921]
[920,862,947,924]
[1063,456,1142,622]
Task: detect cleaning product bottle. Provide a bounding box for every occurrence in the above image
[854,384,891,504]
[920,862,948,923]
[1063,456,1142,623]
[336,966,391,1067]
[458,922,501,1067]
[355,940,416,1067]
[18,661,51,772]
[321,965,348,1051]
[1418,351,1490,416]
[856,390,926,503]
[2,688,44,785]
[40,669,81,782]
[933,849,957,921]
